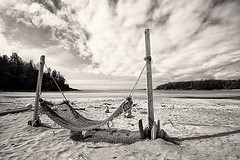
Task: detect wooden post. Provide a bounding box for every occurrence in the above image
[151,121,157,140]
[138,119,145,139]
[32,55,45,126]
[157,119,160,138]
[145,29,154,130]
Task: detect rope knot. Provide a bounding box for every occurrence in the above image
[144,56,152,62]
[122,96,133,113]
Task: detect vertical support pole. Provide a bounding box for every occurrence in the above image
[157,119,160,138]
[151,121,157,140]
[32,55,45,126]
[145,29,154,130]
[138,119,145,139]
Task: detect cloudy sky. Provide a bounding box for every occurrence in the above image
[0,0,240,90]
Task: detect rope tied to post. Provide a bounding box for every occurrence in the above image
[129,55,153,97]
[144,56,152,63]
[129,63,147,97]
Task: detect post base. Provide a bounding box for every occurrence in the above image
[27,119,41,127]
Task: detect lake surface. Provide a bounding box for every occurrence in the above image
[1,89,240,99]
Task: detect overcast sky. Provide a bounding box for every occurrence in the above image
[0,0,240,90]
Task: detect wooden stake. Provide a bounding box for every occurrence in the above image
[32,55,45,126]
[145,29,154,130]
[157,119,160,138]
[151,121,157,140]
[138,119,145,139]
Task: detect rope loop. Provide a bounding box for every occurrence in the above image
[144,56,152,63]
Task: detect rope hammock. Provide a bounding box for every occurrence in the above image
[39,62,146,133]
[39,97,133,132]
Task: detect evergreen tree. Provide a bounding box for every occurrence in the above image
[0,53,73,91]
[156,79,240,90]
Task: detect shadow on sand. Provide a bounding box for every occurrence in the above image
[70,129,141,144]
[172,128,240,142]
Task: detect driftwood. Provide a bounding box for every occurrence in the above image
[0,104,32,116]
[73,108,85,111]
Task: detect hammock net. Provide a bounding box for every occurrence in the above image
[39,98,142,144]
[40,98,133,132]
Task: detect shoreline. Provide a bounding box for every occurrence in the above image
[1,90,240,99]
[172,96,240,100]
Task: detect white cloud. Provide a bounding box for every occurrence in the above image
[0,0,240,90]
[75,0,240,82]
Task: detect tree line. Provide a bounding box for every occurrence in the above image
[156,79,240,90]
[0,53,76,91]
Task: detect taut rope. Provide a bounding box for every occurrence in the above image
[44,59,149,101]
[44,63,68,102]
[129,63,147,97]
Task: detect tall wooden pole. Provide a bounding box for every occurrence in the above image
[145,29,154,130]
[32,55,45,126]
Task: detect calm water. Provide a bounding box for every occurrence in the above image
[1,89,240,99]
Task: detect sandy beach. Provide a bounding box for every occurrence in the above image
[1,0,240,159]
[0,91,240,160]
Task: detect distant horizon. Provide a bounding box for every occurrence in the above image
[69,78,240,91]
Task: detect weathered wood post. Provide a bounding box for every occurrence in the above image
[144,29,154,131]
[151,121,157,140]
[138,119,145,139]
[32,55,45,126]
[157,119,160,137]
